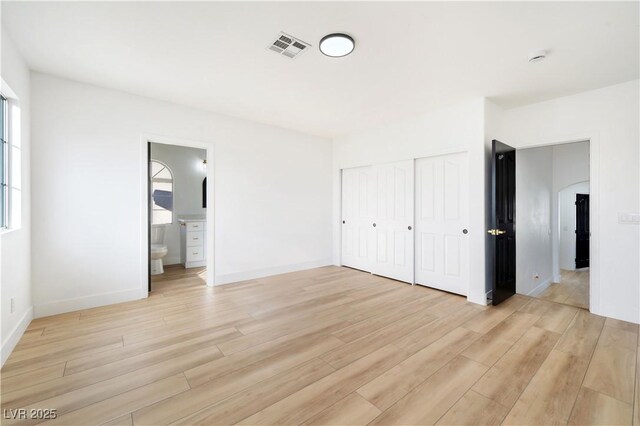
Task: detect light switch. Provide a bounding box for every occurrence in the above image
[618,212,640,224]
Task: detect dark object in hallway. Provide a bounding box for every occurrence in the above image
[575,193,590,269]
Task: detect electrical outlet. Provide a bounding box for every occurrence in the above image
[10,297,14,314]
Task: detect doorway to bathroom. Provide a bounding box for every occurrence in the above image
[146,138,213,293]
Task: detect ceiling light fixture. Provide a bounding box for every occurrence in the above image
[528,50,547,63]
[319,33,355,57]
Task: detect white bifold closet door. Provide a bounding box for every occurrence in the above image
[415,152,469,295]
[341,166,374,273]
[370,160,414,283]
[341,160,414,283]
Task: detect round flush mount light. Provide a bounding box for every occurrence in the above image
[528,50,547,63]
[319,33,355,57]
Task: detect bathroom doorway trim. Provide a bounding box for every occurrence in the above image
[140,134,215,298]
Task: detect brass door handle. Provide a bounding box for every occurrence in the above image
[487,229,506,236]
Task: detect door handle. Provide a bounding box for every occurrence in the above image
[487,229,506,236]
[373,223,376,227]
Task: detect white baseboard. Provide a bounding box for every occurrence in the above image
[215,258,333,286]
[34,288,144,318]
[526,278,553,297]
[1,306,33,367]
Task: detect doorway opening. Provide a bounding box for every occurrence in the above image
[515,140,590,310]
[147,140,212,293]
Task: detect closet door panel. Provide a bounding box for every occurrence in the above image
[341,166,374,272]
[370,160,414,283]
[415,153,469,295]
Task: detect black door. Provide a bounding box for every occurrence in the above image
[575,193,590,269]
[490,140,516,305]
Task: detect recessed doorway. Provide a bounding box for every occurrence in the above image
[144,137,214,294]
[515,140,590,310]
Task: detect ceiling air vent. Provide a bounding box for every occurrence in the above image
[268,32,311,59]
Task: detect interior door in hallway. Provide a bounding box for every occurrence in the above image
[341,166,374,272]
[370,160,414,283]
[415,152,469,295]
[575,193,590,269]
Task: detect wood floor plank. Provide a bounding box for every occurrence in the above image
[436,389,509,426]
[65,326,240,375]
[133,334,343,425]
[555,309,605,359]
[2,346,222,423]
[2,333,222,409]
[461,311,540,367]
[502,350,590,425]
[472,326,561,407]
[534,303,578,334]
[357,327,481,411]
[183,321,348,389]
[606,317,640,333]
[462,294,530,335]
[101,413,133,426]
[582,325,637,404]
[634,349,640,425]
[169,358,335,425]
[237,345,409,425]
[568,387,633,426]
[368,355,488,425]
[45,374,190,425]
[393,303,483,355]
[302,392,381,426]
[320,310,437,370]
[0,363,66,395]
[217,315,349,356]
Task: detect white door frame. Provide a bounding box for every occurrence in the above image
[513,134,599,314]
[139,133,215,298]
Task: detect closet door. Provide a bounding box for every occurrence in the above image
[370,160,414,283]
[341,166,374,272]
[415,152,469,295]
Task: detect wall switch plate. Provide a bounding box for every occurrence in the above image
[618,212,640,224]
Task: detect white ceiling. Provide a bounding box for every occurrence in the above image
[2,1,638,138]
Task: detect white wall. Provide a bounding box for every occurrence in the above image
[31,73,333,317]
[0,29,32,365]
[559,181,590,271]
[332,99,488,305]
[515,146,553,296]
[552,142,590,280]
[150,143,206,265]
[496,79,640,324]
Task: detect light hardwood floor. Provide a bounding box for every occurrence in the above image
[537,269,589,310]
[1,266,637,425]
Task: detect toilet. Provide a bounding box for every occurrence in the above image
[150,224,169,275]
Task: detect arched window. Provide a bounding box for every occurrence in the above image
[151,160,173,224]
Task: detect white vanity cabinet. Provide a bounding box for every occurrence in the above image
[179,218,206,268]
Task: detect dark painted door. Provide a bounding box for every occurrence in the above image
[490,140,516,305]
[575,193,590,269]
